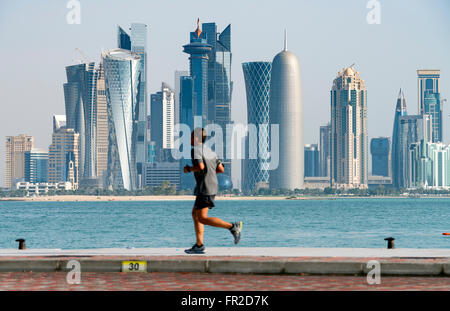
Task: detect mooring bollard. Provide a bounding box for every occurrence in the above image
[384,237,395,249]
[15,239,26,250]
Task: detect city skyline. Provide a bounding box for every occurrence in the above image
[1,0,450,187]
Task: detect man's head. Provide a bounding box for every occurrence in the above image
[191,128,207,146]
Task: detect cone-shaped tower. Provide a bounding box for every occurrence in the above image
[391,88,407,189]
[269,33,303,190]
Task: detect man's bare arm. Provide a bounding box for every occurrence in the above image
[184,162,205,173]
[216,163,224,174]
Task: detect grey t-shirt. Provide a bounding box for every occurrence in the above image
[191,144,221,196]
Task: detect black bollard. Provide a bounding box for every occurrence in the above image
[384,237,395,249]
[15,239,26,250]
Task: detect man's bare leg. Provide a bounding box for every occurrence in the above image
[196,208,233,229]
[192,207,204,245]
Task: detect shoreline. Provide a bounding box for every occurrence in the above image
[1,194,450,202]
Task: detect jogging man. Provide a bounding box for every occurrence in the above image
[183,128,242,254]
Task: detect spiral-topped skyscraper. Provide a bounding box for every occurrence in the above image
[269,33,303,190]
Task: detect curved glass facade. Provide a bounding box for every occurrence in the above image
[102,49,141,190]
[242,61,271,191]
[391,89,407,188]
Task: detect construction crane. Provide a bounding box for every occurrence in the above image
[74,48,91,64]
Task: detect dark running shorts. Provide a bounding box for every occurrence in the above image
[194,195,216,210]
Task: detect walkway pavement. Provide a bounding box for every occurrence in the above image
[0,272,449,291]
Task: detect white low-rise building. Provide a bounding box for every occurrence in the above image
[16,182,74,195]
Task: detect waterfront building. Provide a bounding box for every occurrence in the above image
[174,70,189,125]
[417,69,442,142]
[142,162,180,190]
[370,137,390,177]
[409,140,450,189]
[102,48,142,191]
[16,182,74,195]
[48,128,79,189]
[182,19,212,126]
[5,134,34,188]
[319,123,331,177]
[396,114,432,189]
[391,89,407,188]
[304,144,320,177]
[24,149,48,183]
[269,34,303,190]
[150,83,175,153]
[242,61,272,191]
[330,66,368,189]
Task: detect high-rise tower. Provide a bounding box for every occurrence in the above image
[117,23,149,185]
[5,135,34,188]
[242,61,272,191]
[150,83,175,153]
[102,48,142,191]
[370,137,390,177]
[269,33,303,190]
[330,66,368,189]
[417,69,442,142]
[391,89,407,188]
[63,64,86,179]
[182,19,212,126]
[319,123,331,177]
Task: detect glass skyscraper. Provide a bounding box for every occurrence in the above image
[391,89,407,188]
[117,23,149,185]
[203,22,232,178]
[202,22,232,126]
[417,69,442,142]
[370,137,390,177]
[102,49,142,191]
[396,114,432,189]
[25,149,48,183]
[242,61,271,191]
[319,123,331,177]
[64,64,86,179]
[304,144,320,177]
[409,140,450,189]
[150,83,175,153]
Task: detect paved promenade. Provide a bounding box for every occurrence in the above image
[0,272,449,291]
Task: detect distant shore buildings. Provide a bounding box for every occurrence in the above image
[4,20,450,193]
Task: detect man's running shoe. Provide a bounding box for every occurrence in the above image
[230,221,243,244]
[184,244,206,254]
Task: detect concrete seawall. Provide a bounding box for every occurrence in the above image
[0,248,449,276]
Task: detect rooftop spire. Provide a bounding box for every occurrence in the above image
[283,29,288,51]
[194,18,202,38]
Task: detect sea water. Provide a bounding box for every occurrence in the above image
[0,198,449,249]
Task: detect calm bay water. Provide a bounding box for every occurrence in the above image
[0,198,449,249]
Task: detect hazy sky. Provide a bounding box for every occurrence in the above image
[1,0,449,187]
